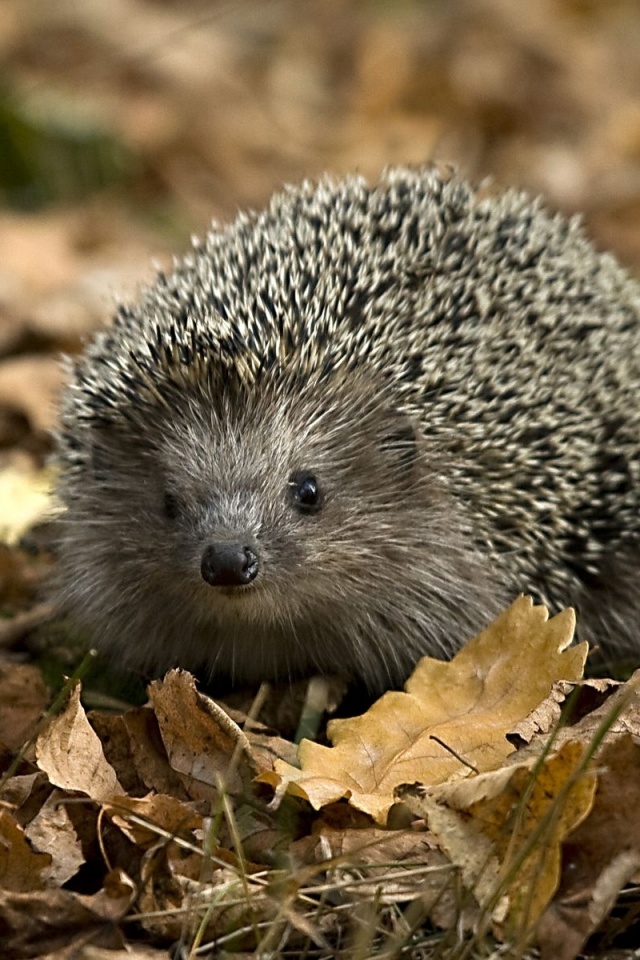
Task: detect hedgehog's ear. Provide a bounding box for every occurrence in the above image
[88,423,129,484]
[89,430,116,483]
[377,411,419,475]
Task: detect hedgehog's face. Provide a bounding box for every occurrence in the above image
[146,375,429,615]
[60,371,498,687]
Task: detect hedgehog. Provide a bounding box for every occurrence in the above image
[55,167,640,692]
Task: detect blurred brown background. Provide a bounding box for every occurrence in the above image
[1,0,640,459]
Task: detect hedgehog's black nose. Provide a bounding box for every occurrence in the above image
[200,543,259,587]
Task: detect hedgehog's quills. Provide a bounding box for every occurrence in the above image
[56,168,640,691]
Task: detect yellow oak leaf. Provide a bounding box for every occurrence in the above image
[270,597,587,823]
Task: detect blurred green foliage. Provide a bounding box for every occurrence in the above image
[34,617,149,709]
[0,85,134,210]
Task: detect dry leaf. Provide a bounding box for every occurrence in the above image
[0,355,65,437]
[0,213,96,297]
[89,705,189,799]
[137,846,265,944]
[148,669,256,794]
[557,669,640,747]
[0,870,133,956]
[293,824,451,905]
[538,734,640,960]
[0,771,50,818]
[87,710,153,797]
[2,2,640,956]
[271,598,586,822]
[0,662,49,749]
[35,681,124,802]
[24,788,85,887]
[402,740,596,940]
[512,677,621,745]
[0,809,52,892]
[0,463,54,545]
[106,792,203,849]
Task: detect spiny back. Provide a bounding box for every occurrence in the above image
[57,168,640,688]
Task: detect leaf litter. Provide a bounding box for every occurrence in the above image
[2,4,640,955]
[1,596,640,958]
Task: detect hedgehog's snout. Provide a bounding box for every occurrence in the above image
[200,543,259,587]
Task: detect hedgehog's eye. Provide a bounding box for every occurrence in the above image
[288,472,322,514]
[163,492,181,520]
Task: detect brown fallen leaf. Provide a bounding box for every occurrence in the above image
[0,808,52,892]
[105,792,203,849]
[511,677,621,745]
[400,739,596,941]
[555,668,640,748]
[238,722,300,774]
[0,661,50,750]
[292,823,452,904]
[24,788,85,887]
[136,845,268,945]
[148,669,256,796]
[90,705,190,799]
[216,698,300,769]
[0,354,65,436]
[538,734,640,960]
[0,770,51,821]
[0,868,133,956]
[0,212,99,298]
[270,598,587,823]
[35,681,124,802]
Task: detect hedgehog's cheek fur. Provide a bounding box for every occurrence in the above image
[56,465,509,689]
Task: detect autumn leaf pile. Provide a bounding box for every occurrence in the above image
[0,596,639,960]
[2,3,640,958]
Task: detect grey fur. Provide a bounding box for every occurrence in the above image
[56,168,640,690]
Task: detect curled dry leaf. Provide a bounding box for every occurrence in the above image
[216,699,300,768]
[105,793,204,850]
[511,677,621,745]
[91,866,137,920]
[555,668,640,748]
[89,706,190,799]
[269,597,587,823]
[120,706,191,797]
[0,770,50,816]
[35,681,124,802]
[148,669,256,796]
[510,680,579,744]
